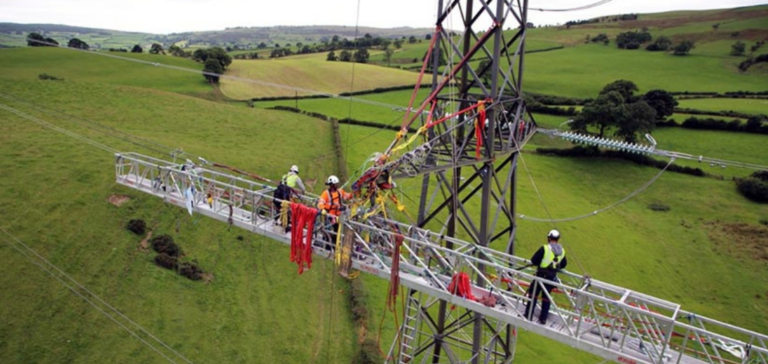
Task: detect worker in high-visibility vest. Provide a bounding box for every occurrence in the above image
[524,229,568,325]
[318,175,352,246]
[282,165,306,195]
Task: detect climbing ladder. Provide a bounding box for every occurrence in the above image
[115,152,768,364]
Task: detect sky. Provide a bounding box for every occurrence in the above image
[0,0,766,34]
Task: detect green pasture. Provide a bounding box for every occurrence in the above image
[220,58,424,99]
[338,120,768,363]
[0,79,356,364]
[0,48,212,97]
[523,43,766,97]
[677,97,768,116]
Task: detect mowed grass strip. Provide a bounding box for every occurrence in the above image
[0,79,356,364]
[0,47,213,96]
[220,58,425,99]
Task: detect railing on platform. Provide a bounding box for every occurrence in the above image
[116,152,767,364]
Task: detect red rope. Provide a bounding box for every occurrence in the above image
[448,272,477,305]
[387,234,404,311]
[402,27,441,128]
[289,203,318,275]
[398,24,500,133]
[476,101,487,159]
[424,102,481,129]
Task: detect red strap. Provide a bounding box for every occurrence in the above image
[402,27,441,129]
[387,234,404,311]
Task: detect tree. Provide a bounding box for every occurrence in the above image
[731,41,746,56]
[425,34,432,40]
[27,32,46,46]
[353,48,370,63]
[193,48,209,62]
[673,40,695,56]
[572,81,659,142]
[327,51,337,61]
[44,37,58,46]
[645,36,671,51]
[257,42,267,49]
[149,43,165,54]
[202,58,223,83]
[384,46,395,66]
[408,36,417,44]
[600,80,639,102]
[394,39,403,49]
[131,44,143,53]
[616,31,651,49]
[339,50,352,62]
[616,101,656,143]
[642,90,678,120]
[571,91,626,138]
[332,35,340,43]
[274,43,280,48]
[67,38,89,50]
[168,45,186,57]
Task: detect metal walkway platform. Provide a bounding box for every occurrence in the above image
[116,152,767,364]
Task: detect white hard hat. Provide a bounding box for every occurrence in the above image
[326,175,339,185]
[290,165,299,173]
[547,229,560,240]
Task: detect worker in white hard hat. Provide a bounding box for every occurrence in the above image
[281,165,306,195]
[524,229,568,325]
[317,175,352,247]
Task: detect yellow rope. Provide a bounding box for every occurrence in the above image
[279,201,290,227]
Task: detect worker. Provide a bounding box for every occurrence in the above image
[524,229,567,325]
[274,165,305,232]
[318,175,352,245]
[282,165,306,195]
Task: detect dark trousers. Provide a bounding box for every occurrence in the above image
[524,273,556,323]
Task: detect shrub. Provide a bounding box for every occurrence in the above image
[38,73,63,81]
[150,234,181,257]
[736,177,768,203]
[155,253,179,270]
[648,203,671,212]
[354,338,384,364]
[126,219,146,235]
[179,262,204,280]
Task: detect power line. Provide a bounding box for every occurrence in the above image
[0,226,195,364]
[529,0,613,12]
[518,158,675,222]
[0,102,119,154]
[0,93,174,157]
[26,39,423,115]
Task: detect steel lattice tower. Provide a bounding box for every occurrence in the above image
[385,0,536,363]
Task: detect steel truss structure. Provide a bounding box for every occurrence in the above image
[115,153,767,364]
[379,0,537,362]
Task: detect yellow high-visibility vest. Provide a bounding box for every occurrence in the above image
[283,173,299,188]
[540,244,566,269]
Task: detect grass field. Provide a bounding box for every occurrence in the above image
[338,120,768,363]
[220,58,426,99]
[0,48,213,97]
[2,4,768,363]
[523,43,767,97]
[677,97,768,115]
[0,78,358,363]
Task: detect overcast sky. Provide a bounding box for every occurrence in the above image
[1,0,765,34]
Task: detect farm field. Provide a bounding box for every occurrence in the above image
[677,97,768,115]
[220,58,425,99]
[0,75,356,363]
[0,47,213,97]
[1,3,768,363]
